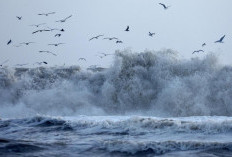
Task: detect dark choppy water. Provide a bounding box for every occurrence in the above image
[1,116,232,156]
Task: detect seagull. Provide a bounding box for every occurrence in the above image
[103,37,118,40]
[202,43,206,47]
[15,63,28,66]
[32,29,50,34]
[16,16,22,20]
[20,42,35,45]
[30,23,46,28]
[55,34,62,37]
[7,39,12,45]
[78,58,86,61]
[116,40,123,43]
[96,55,104,59]
[38,12,56,16]
[35,61,48,65]
[159,3,170,10]
[56,15,72,23]
[89,35,104,41]
[100,53,113,56]
[215,35,225,43]
[39,51,57,56]
[48,43,65,46]
[149,32,155,37]
[0,59,9,66]
[192,50,204,54]
[125,26,129,31]
[47,27,59,31]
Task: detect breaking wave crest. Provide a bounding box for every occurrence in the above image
[0,49,232,118]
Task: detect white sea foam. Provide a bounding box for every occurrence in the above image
[0,49,232,118]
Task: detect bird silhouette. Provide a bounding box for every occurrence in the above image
[30,23,46,28]
[7,40,12,45]
[16,16,22,20]
[32,29,50,34]
[125,26,129,31]
[47,27,59,31]
[89,35,104,41]
[100,53,113,56]
[39,51,57,56]
[215,35,226,43]
[60,29,65,32]
[116,40,123,43]
[202,43,206,47]
[15,63,28,67]
[55,34,62,37]
[192,50,204,54]
[149,32,155,37]
[78,58,86,61]
[20,42,35,45]
[159,3,170,9]
[103,37,118,40]
[38,12,56,16]
[56,15,72,23]
[48,43,65,46]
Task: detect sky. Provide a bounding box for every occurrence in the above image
[0,0,232,68]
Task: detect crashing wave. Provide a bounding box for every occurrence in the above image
[0,49,232,117]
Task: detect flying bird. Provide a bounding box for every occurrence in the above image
[47,27,60,31]
[16,16,22,20]
[103,37,118,40]
[159,3,170,10]
[39,51,57,56]
[60,29,65,32]
[89,35,104,41]
[202,43,206,47]
[20,42,35,45]
[116,40,123,43]
[192,50,204,54]
[30,23,46,28]
[100,53,113,56]
[149,32,155,37]
[35,61,48,65]
[56,15,72,23]
[32,29,50,34]
[55,34,62,37]
[38,12,56,16]
[15,63,28,66]
[78,58,86,61]
[215,35,226,43]
[48,43,65,46]
[7,39,12,45]
[96,55,104,59]
[125,26,129,31]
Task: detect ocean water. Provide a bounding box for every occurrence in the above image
[1,50,232,156]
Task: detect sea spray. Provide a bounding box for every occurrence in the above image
[0,49,232,118]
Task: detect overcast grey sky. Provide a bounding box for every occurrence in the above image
[1,0,232,68]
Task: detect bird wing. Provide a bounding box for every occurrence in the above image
[220,35,225,41]
[159,3,166,8]
[7,40,12,45]
[64,15,72,20]
[89,37,95,41]
[48,12,56,15]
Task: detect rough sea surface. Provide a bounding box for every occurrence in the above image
[1,50,232,156]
